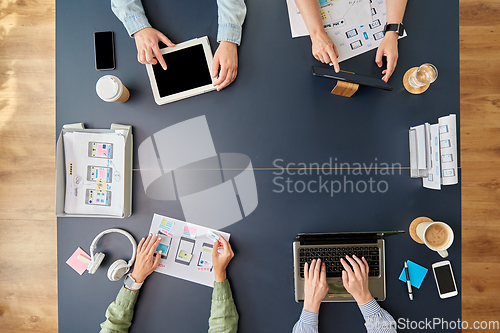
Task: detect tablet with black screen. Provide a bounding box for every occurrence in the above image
[146,37,216,105]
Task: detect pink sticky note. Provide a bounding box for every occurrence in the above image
[66,247,91,275]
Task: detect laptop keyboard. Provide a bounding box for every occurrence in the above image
[299,246,380,278]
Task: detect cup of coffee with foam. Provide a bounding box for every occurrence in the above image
[96,75,130,103]
[416,221,454,258]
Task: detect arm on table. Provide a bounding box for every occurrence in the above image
[358,299,397,333]
[99,234,162,333]
[100,287,139,333]
[212,0,247,90]
[208,279,239,333]
[208,235,239,333]
[292,309,319,333]
[292,259,328,333]
[341,255,397,333]
[111,0,151,36]
[375,0,408,82]
[294,0,339,72]
[111,0,174,69]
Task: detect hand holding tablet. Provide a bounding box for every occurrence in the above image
[212,41,238,91]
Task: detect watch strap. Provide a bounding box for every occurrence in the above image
[384,23,405,36]
[124,274,143,290]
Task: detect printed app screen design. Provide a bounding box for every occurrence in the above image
[175,237,195,265]
[85,189,111,206]
[87,166,112,183]
[89,142,113,158]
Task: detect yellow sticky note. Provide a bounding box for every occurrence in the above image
[95,179,106,193]
[202,248,213,253]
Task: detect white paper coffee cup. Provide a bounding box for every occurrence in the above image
[96,75,130,103]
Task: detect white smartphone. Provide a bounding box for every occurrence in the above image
[432,260,458,299]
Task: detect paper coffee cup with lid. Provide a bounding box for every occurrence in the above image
[96,75,130,103]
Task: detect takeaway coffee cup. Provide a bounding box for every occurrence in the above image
[96,75,130,103]
[416,221,454,258]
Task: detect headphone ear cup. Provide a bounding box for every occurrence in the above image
[88,252,105,274]
[107,259,129,281]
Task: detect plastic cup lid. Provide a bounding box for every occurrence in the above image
[96,75,123,102]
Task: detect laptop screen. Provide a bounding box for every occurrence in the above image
[295,231,404,245]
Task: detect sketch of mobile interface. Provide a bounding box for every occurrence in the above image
[345,28,358,38]
[175,237,195,265]
[88,142,113,158]
[350,40,362,50]
[156,231,172,259]
[373,31,385,41]
[197,243,213,268]
[85,189,111,206]
[369,19,381,29]
[87,166,112,182]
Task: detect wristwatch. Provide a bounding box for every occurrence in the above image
[124,274,143,290]
[384,23,405,36]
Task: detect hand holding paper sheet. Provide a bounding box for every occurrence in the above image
[148,214,230,287]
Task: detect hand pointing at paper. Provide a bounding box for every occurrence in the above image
[294,0,407,82]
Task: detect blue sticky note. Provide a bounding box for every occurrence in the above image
[398,260,428,289]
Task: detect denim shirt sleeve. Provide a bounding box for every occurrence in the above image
[111,0,152,37]
[217,0,247,45]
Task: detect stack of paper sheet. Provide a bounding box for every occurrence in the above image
[409,114,458,190]
[63,131,126,216]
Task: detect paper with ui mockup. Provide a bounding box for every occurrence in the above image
[63,131,125,216]
[286,0,371,38]
[66,247,91,275]
[148,213,230,287]
[285,0,407,63]
[398,260,428,289]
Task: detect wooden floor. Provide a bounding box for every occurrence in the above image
[0,0,498,332]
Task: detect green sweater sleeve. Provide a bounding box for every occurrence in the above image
[100,286,139,333]
[208,279,239,333]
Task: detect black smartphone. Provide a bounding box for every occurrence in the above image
[94,31,115,70]
[312,66,393,91]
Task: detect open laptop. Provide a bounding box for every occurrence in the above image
[293,231,404,302]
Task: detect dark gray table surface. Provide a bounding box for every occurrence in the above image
[56,0,461,332]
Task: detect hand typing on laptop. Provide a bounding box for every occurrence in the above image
[340,255,373,305]
[303,259,329,313]
[292,255,397,333]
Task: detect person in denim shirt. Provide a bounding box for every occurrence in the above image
[100,233,238,333]
[111,0,246,90]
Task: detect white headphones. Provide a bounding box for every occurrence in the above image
[87,228,137,281]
